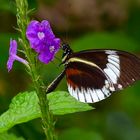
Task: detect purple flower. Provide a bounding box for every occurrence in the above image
[26,20,60,64]
[7,39,28,72]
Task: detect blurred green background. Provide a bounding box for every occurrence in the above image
[1,0,140,139]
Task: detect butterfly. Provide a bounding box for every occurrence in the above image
[46,44,140,103]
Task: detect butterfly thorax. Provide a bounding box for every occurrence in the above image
[62,43,73,64]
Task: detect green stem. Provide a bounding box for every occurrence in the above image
[15,0,56,139]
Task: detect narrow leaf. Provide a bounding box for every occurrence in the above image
[0,91,93,132]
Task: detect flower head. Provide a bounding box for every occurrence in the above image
[7,39,17,72]
[7,39,28,72]
[26,20,60,64]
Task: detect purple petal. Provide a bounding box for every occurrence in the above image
[38,51,54,64]
[9,39,17,55]
[37,38,60,64]
[26,20,40,43]
[7,39,18,72]
[31,43,45,53]
[41,20,55,39]
[14,55,29,66]
[41,20,50,30]
[7,57,14,72]
[26,20,40,34]
[53,38,60,53]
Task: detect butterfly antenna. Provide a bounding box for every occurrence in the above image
[60,38,66,48]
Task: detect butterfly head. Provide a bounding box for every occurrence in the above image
[61,43,73,64]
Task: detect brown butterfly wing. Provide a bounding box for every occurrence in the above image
[65,49,140,103]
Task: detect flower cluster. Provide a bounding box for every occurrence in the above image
[26,20,60,64]
[7,20,60,71]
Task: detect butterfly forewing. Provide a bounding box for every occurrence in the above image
[65,49,140,103]
[105,50,140,89]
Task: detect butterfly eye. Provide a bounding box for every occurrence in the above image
[62,43,73,60]
[62,43,72,51]
[62,44,68,50]
[62,51,67,58]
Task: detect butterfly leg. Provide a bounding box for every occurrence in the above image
[46,69,65,94]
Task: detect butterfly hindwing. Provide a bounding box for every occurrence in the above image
[65,49,140,103]
[65,60,113,103]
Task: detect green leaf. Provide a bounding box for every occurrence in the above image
[0,91,93,133]
[48,91,93,115]
[0,132,24,140]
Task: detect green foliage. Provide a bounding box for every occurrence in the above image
[0,91,93,133]
[125,5,140,42]
[58,128,103,140]
[106,112,140,140]
[0,132,24,140]
[0,0,37,13]
[120,82,140,115]
[27,0,37,9]
[71,32,140,52]
[0,0,16,14]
